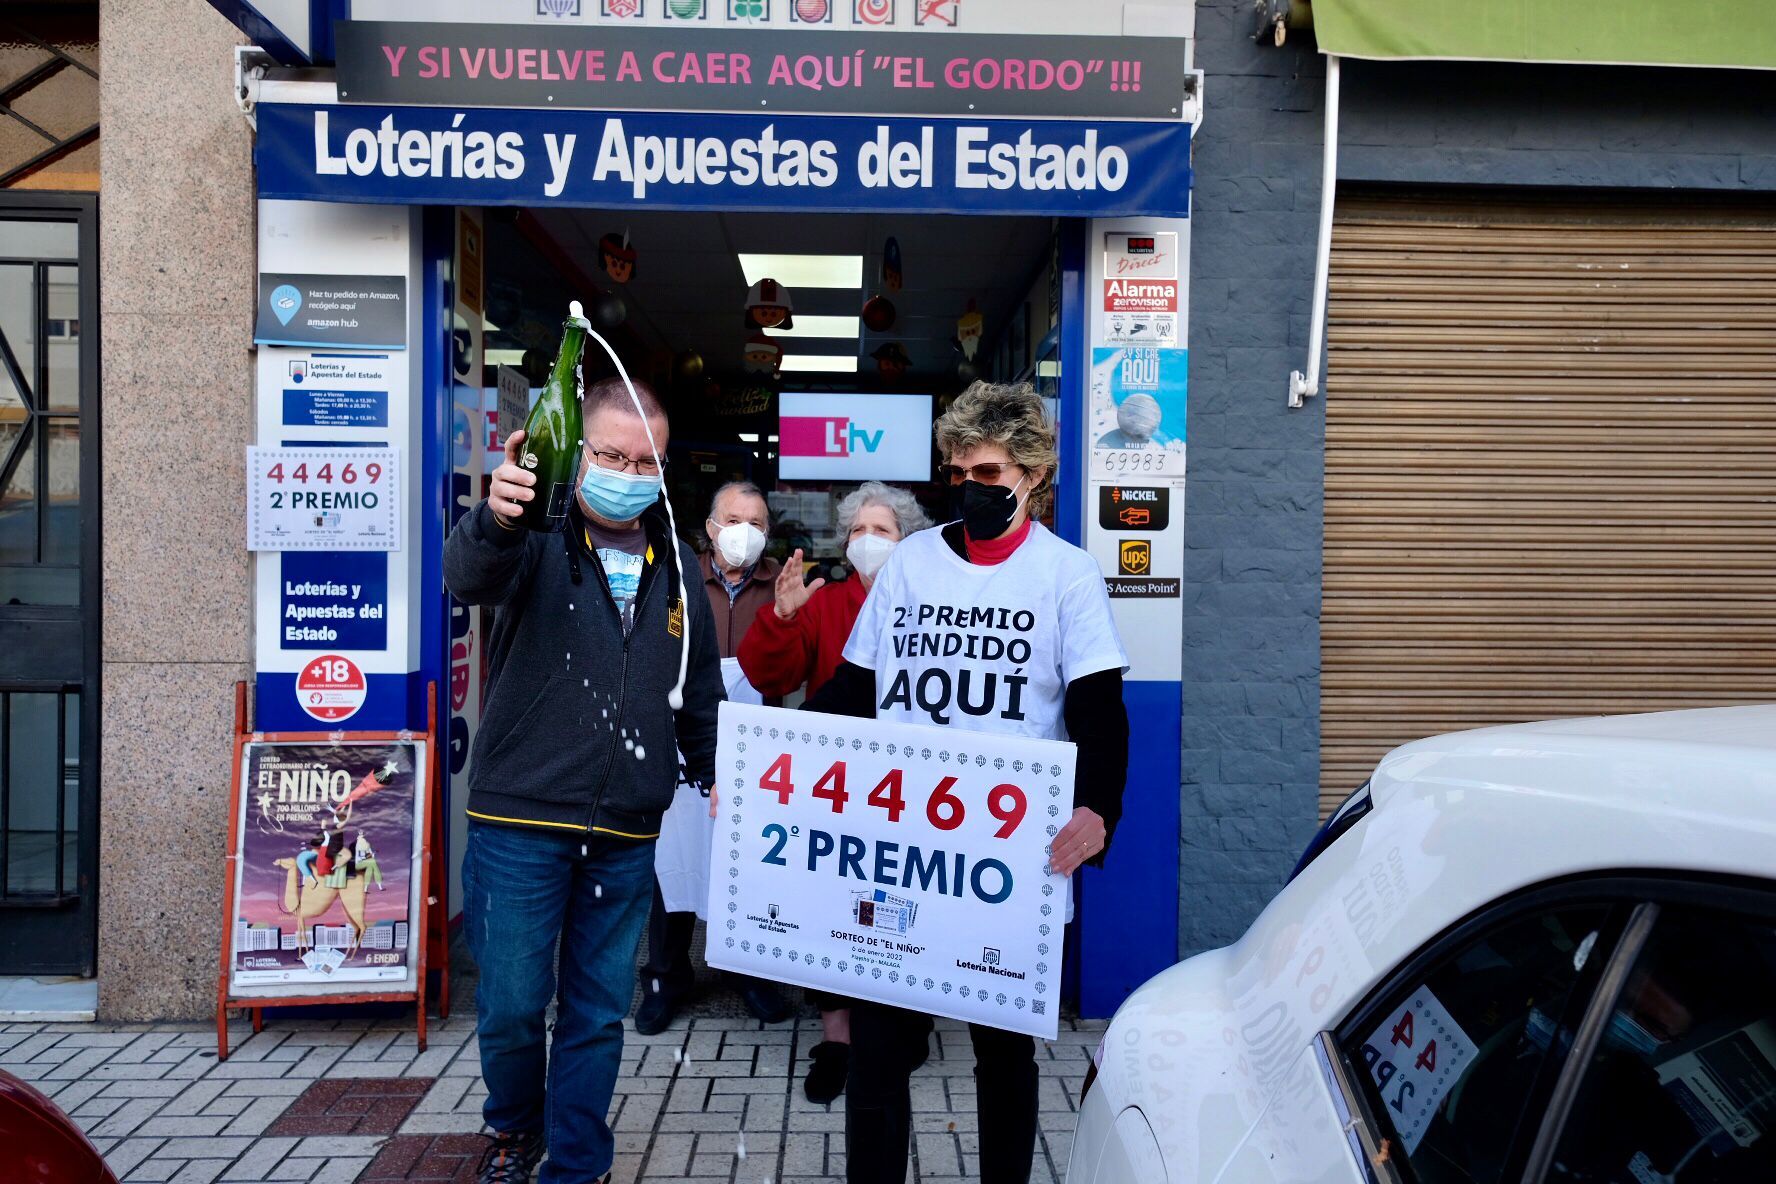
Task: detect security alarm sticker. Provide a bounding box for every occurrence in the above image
[1359,985,1480,1153]
[1098,485,1168,532]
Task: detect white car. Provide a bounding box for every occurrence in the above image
[1069,705,1776,1184]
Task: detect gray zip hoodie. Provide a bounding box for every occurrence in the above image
[444,497,724,838]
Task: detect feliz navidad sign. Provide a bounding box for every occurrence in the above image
[708,702,1076,1039]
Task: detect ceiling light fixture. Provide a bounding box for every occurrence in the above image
[738,253,863,289]
[764,315,862,340]
[780,355,861,373]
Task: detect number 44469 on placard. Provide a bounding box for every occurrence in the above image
[246,446,402,553]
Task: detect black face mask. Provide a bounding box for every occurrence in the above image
[954,479,1022,540]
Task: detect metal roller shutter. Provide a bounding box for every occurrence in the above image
[1321,194,1776,816]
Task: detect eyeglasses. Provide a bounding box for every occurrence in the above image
[585,444,661,476]
[938,462,1021,486]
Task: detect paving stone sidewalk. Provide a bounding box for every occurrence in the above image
[3,1003,1099,1182]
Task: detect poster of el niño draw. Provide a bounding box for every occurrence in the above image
[230,742,428,991]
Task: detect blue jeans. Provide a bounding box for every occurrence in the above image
[463,821,655,1183]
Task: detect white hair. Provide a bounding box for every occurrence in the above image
[836,482,932,540]
[708,480,770,524]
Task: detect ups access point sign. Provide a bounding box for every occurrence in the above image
[1098,485,1168,532]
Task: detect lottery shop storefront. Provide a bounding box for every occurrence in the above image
[237,0,1197,1017]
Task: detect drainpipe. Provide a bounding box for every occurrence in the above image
[1289,53,1340,409]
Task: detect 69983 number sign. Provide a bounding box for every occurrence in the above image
[707,702,1076,1039]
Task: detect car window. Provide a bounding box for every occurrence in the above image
[1545,906,1776,1184]
[1340,905,1614,1184]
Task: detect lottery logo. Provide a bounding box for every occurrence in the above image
[730,0,767,17]
[793,0,831,20]
[854,0,893,24]
[601,0,641,14]
[536,0,580,14]
[666,0,705,13]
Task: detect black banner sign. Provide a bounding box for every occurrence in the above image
[334,21,1188,121]
[1097,484,1169,532]
[255,273,408,350]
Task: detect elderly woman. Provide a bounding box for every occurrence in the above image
[807,382,1130,1184]
[737,480,932,1104]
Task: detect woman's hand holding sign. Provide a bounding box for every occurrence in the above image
[1048,806,1107,876]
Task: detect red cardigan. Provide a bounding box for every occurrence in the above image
[737,574,870,699]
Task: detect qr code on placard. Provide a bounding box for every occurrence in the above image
[1031,1000,1046,1015]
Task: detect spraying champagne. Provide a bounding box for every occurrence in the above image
[511,301,590,533]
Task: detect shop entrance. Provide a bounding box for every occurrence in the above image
[447,204,1073,988]
[0,194,99,976]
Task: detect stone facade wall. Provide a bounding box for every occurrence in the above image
[1179,1,1328,955]
[97,0,254,1019]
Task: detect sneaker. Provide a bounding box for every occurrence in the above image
[634,983,682,1036]
[803,1040,850,1104]
[738,979,793,1024]
[476,1131,544,1184]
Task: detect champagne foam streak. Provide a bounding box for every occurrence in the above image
[584,319,691,711]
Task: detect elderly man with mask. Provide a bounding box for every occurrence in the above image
[635,480,792,1033]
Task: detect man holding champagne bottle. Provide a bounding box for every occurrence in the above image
[445,315,725,1184]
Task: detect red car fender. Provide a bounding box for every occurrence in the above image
[0,1068,119,1183]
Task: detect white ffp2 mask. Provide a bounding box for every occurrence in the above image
[714,522,766,569]
[846,534,897,581]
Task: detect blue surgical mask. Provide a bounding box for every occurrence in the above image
[579,463,662,523]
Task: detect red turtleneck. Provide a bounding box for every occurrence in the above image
[964,517,1034,565]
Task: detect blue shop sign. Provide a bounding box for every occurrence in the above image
[279,550,389,652]
[255,103,1192,218]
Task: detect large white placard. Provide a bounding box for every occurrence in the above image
[247,446,402,552]
[708,702,1075,1039]
[777,392,933,482]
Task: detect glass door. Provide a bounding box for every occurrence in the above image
[0,194,98,975]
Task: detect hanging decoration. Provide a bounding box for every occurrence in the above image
[882,236,903,292]
[861,293,897,334]
[599,230,637,283]
[872,341,911,383]
[956,298,984,361]
[743,334,783,378]
[674,349,705,383]
[593,291,627,329]
[745,278,795,330]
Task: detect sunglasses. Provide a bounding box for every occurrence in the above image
[938,462,1021,486]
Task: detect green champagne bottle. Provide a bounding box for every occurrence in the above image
[514,301,590,533]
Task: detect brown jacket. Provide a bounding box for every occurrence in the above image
[699,550,780,659]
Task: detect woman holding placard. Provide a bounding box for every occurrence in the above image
[739,481,933,1104]
[806,382,1131,1184]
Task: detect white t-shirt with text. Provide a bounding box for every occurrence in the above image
[842,523,1128,740]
